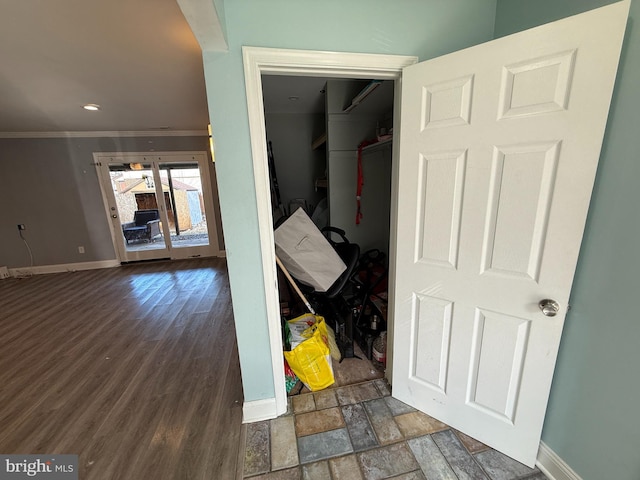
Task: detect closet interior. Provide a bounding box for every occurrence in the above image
[262,75,395,393]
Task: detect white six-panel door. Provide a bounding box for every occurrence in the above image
[391,1,629,466]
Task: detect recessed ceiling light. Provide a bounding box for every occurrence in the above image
[288,96,300,101]
[83,104,100,111]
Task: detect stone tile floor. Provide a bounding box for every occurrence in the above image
[242,379,548,480]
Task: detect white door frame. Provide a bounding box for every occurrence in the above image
[242,46,417,418]
[95,151,223,262]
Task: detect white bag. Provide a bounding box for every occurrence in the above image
[275,208,346,292]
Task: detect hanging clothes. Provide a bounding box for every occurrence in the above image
[356,139,377,225]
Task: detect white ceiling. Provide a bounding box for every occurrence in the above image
[262,75,395,116]
[262,75,328,115]
[0,0,211,133]
[0,1,394,134]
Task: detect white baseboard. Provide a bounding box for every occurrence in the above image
[537,441,582,480]
[9,260,120,277]
[242,397,277,424]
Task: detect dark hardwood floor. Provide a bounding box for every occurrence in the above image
[0,258,243,479]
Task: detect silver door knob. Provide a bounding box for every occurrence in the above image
[539,299,560,317]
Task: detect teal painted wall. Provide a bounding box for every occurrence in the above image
[203,1,498,402]
[496,1,640,479]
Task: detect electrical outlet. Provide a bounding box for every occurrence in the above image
[17,224,25,231]
[78,246,85,254]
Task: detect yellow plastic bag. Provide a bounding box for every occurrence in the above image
[284,317,335,391]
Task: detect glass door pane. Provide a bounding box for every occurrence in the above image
[107,162,170,259]
[158,162,211,254]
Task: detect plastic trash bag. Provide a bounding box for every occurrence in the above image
[284,359,299,393]
[284,316,335,391]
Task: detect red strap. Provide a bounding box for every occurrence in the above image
[356,139,377,224]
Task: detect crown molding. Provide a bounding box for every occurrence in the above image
[0,130,208,139]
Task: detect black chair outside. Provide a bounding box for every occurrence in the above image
[122,209,162,244]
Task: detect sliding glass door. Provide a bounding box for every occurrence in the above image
[158,162,211,251]
[96,152,219,262]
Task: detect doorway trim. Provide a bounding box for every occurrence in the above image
[242,46,417,419]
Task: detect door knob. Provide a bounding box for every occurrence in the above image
[539,299,560,317]
[112,214,118,219]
